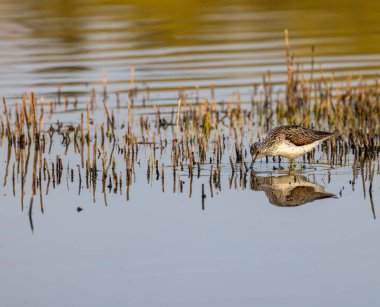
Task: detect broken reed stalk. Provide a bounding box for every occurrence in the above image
[284,29,290,71]
[103,72,107,99]
[103,100,115,139]
[130,66,135,91]
[2,97,11,142]
[176,98,182,138]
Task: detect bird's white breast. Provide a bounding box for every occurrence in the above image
[274,141,320,159]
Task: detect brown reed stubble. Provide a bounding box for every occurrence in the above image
[0,37,379,218]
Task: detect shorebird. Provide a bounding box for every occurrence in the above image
[250,125,336,167]
[251,174,336,207]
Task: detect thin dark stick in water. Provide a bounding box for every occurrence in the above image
[12,163,15,196]
[29,197,34,233]
[361,164,366,199]
[209,165,214,198]
[77,165,82,195]
[39,177,44,214]
[201,183,206,210]
[369,165,376,220]
[3,143,11,187]
[161,163,165,193]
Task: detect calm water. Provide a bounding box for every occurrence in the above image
[1,1,380,306]
[1,0,380,102]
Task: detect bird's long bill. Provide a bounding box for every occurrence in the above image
[250,153,259,168]
[253,153,260,164]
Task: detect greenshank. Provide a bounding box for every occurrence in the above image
[250,125,336,167]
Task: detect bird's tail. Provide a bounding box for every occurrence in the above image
[319,130,337,141]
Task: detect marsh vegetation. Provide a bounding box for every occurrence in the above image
[1,2,380,306]
[1,31,379,231]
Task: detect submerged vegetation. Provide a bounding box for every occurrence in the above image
[0,32,379,231]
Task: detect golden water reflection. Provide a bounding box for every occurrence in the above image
[1,0,380,99]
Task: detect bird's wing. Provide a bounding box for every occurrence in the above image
[284,126,335,146]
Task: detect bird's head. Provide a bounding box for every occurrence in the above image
[250,142,265,164]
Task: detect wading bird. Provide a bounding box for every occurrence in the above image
[250,125,336,168]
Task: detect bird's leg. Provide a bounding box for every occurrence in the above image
[288,159,295,172]
[274,156,284,171]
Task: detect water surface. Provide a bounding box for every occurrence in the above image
[0,1,380,307]
[1,0,380,101]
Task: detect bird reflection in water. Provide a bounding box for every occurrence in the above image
[251,174,336,207]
